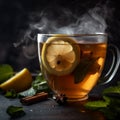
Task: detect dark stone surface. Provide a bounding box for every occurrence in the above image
[0,94,105,120]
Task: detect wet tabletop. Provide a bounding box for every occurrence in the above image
[0,94,105,120]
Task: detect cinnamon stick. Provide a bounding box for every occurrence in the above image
[20,92,48,105]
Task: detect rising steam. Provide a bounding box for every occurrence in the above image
[29,6,108,34]
[14,3,113,59]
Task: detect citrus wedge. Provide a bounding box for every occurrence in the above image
[41,34,80,76]
[0,68,32,92]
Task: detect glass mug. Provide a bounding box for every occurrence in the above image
[37,33,120,101]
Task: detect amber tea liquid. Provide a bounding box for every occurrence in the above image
[40,42,107,100]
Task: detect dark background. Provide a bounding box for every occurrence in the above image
[0,0,120,87]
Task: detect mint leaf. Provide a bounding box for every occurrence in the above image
[0,64,14,83]
[6,106,25,118]
[5,89,17,98]
[85,100,108,110]
[18,73,51,98]
[32,73,50,93]
[74,58,98,84]
[103,85,120,95]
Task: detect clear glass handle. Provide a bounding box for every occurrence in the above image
[100,44,120,85]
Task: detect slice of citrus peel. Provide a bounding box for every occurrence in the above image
[0,68,32,93]
[41,34,80,76]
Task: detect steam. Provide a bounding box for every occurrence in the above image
[28,6,107,34]
[14,3,113,59]
[75,9,107,34]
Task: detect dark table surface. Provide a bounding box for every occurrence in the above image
[0,94,105,120]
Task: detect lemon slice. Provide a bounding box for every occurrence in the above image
[0,68,32,92]
[41,34,80,76]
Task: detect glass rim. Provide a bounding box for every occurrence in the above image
[37,33,107,37]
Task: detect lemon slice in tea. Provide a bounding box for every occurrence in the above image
[41,35,80,76]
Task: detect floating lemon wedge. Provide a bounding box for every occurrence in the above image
[41,34,80,76]
[0,68,32,92]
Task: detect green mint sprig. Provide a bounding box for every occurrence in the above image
[84,83,120,120]
[6,105,26,118]
[0,64,14,84]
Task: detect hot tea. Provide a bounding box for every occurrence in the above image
[38,35,107,100]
